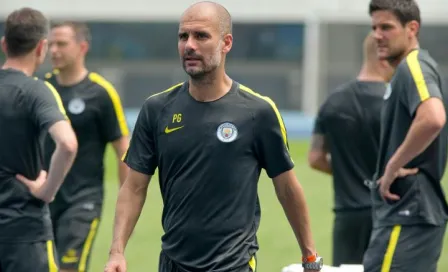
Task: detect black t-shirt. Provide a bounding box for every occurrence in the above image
[313,80,386,211]
[0,69,67,242]
[42,71,129,205]
[123,81,294,271]
[373,49,448,227]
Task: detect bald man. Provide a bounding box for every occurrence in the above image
[105,1,322,272]
[308,33,395,266]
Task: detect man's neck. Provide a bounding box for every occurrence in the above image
[390,41,420,68]
[2,57,36,77]
[357,64,385,82]
[189,72,233,102]
[56,65,88,86]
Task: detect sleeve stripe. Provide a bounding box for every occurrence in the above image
[239,84,289,149]
[406,50,430,102]
[147,82,184,100]
[44,81,68,119]
[89,72,130,136]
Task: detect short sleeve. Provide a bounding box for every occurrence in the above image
[26,80,68,131]
[122,101,157,175]
[313,102,327,135]
[400,51,442,117]
[99,86,130,142]
[255,99,294,178]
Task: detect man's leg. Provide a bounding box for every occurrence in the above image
[0,240,59,272]
[55,201,102,272]
[332,210,372,266]
[363,224,446,272]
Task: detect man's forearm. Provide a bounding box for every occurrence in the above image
[276,179,316,257]
[311,156,332,175]
[41,145,76,202]
[109,183,147,254]
[387,117,442,173]
[117,162,128,187]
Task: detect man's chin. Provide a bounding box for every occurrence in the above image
[185,68,205,77]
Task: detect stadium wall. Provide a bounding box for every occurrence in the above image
[3,0,448,22]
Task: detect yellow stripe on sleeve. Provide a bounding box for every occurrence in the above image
[406,50,430,102]
[147,82,184,100]
[89,72,129,136]
[120,82,184,162]
[44,81,68,119]
[239,84,289,148]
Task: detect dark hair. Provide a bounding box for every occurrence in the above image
[369,0,421,26]
[4,7,49,57]
[51,21,92,43]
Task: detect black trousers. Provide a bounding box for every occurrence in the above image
[332,209,373,266]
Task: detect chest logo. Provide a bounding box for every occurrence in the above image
[383,84,392,100]
[217,122,238,143]
[68,98,85,114]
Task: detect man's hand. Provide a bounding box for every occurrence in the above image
[104,253,126,272]
[16,170,51,202]
[377,167,419,201]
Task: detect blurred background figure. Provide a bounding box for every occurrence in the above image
[308,32,393,267]
[1,0,447,271]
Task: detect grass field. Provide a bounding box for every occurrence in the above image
[89,140,448,271]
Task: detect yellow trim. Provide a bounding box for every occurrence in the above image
[248,255,256,271]
[61,256,79,263]
[89,72,130,136]
[147,82,184,100]
[381,225,401,272]
[121,150,127,162]
[78,218,100,272]
[239,84,289,148]
[44,81,69,119]
[406,50,430,102]
[46,240,58,272]
[119,82,184,162]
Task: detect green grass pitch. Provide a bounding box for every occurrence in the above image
[89,140,448,271]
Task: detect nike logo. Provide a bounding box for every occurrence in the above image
[165,126,184,134]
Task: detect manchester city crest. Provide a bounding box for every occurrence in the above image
[68,98,85,114]
[216,122,238,143]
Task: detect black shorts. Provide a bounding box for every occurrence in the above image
[50,200,102,271]
[363,224,447,272]
[158,251,257,272]
[0,240,59,272]
[332,209,372,266]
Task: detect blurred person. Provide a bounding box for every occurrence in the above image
[0,7,78,272]
[104,1,323,272]
[364,0,448,271]
[42,21,130,272]
[308,32,395,266]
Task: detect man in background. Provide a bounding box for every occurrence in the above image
[364,0,448,271]
[308,33,394,266]
[42,21,129,272]
[0,7,78,272]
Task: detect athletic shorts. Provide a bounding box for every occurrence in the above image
[332,209,372,266]
[363,224,447,272]
[158,251,257,272]
[0,240,59,272]
[50,201,102,271]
